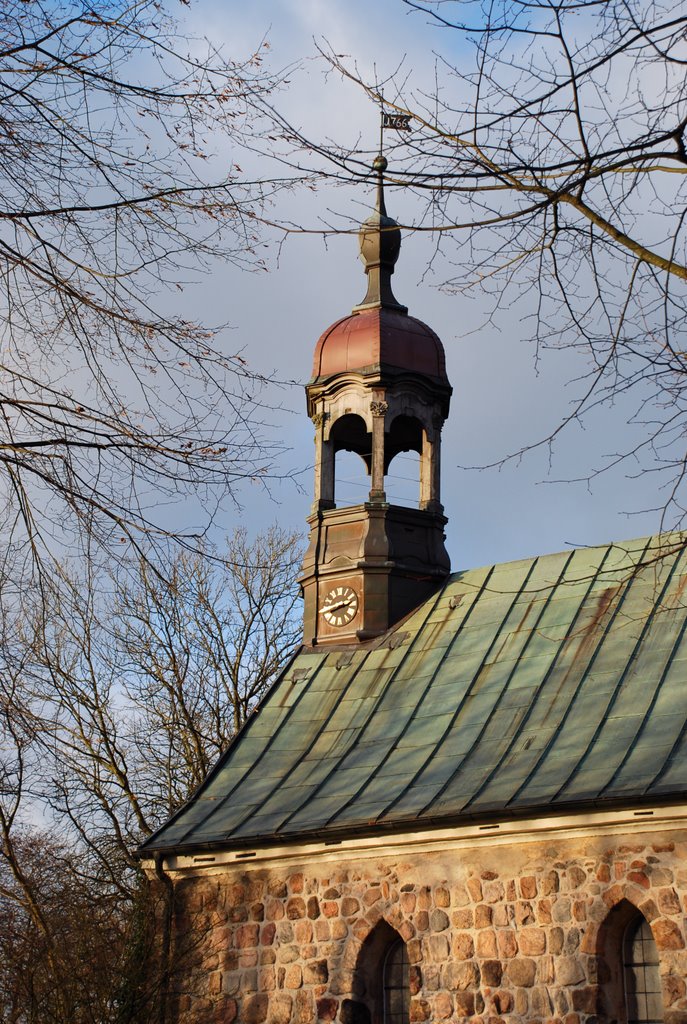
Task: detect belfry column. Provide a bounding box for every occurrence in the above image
[311,412,334,511]
[420,422,443,513]
[369,401,388,503]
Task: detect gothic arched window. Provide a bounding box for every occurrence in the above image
[383,938,410,1023]
[623,914,662,1024]
[344,921,410,1024]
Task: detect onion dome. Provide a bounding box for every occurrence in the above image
[312,307,447,382]
[310,155,449,389]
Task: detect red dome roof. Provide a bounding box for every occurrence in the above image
[311,307,448,383]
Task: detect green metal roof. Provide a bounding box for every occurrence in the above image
[142,533,687,854]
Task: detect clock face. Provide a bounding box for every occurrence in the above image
[321,585,359,627]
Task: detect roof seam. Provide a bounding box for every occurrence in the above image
[573,543,686,800]
[138,645,305,852]
[461,546,581,812]
[488,542,619,808]
[174,656,331,846]
[507,539,655,806]
[228,652,374,839]
[280,582,451,834]
[415,555,544,819]
[602,575,687,797]
[331,564,498,826]
[550,536,667,803]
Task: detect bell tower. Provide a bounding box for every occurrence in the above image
[300,156,452,645]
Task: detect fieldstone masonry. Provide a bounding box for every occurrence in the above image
[167,828,687,1024]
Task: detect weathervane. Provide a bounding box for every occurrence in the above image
[382,110,412,132]
[378,92,411,160]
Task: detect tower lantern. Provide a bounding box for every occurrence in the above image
[300,157,452,644]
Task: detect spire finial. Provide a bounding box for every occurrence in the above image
[373,153,388,217]
[353,155,407,314]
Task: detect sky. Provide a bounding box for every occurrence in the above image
[177,0,664,571]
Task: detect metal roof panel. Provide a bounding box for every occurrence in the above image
[141,533,687,853]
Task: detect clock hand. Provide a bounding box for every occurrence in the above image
[323,597,353,612]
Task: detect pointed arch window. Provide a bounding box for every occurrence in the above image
[345,921,410,1024]
[623,914,662,1024]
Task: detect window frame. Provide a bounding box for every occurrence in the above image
[623,913,663,1024]
[382,938,410,1024]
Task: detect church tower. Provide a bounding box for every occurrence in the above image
[300,156,452,644]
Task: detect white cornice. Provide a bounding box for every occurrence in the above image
[142,803,687,877]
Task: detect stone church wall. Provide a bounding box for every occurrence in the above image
[166,826,687,1024]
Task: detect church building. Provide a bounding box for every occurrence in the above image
[141,159,687,1024]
